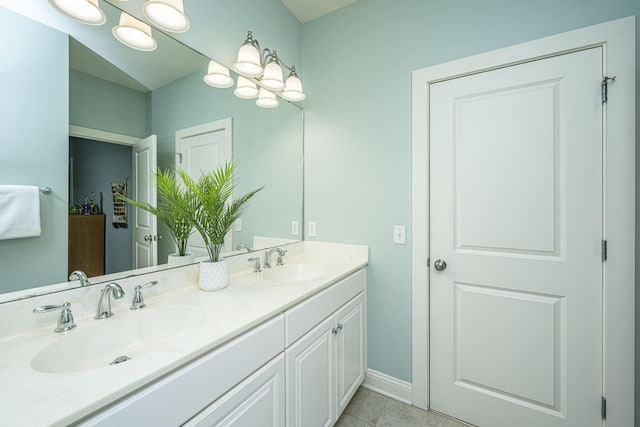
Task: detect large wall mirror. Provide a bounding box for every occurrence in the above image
[0,0,303,301]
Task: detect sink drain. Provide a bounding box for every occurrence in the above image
[110,355,131,365]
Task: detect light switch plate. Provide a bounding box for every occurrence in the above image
[308,221,317,237]
[235,218,242,232]
[291,221,299,236]
[394,225,406,244]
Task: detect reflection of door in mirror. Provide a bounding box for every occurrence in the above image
[132,135,158,269]
[176,119,232,259]
[69,134,158,274]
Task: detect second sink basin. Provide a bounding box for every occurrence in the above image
[31,305,205,374]
[262,263,328,283]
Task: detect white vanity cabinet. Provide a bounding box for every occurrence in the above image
[78,315,285,427]
[184,354,285,426]
[285,271,366,427]
[77,268,366,427]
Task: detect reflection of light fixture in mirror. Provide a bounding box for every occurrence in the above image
[48,0,106,25]
[256,88,279,109]
[204,61,234,88]
[113,12,158,52]
[233,31,305,104]
[142,0,190,33]
[234,76,259,99]
[282,67,306,102]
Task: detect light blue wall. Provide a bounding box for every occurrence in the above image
[0,7,68,293]
[301,0,639,395]
[160,0,302,75]
[69,69,147,138]
[150,68,303,263]
[69,137,133,274]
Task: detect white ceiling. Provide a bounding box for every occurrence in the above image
[281,0,358,23]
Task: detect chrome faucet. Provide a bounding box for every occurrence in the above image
[248,256,262,272]
[33,302,76,333]
[130,281,159,310]
[95,282,125,319]
[236,243,252,252]
[264,248,287,269]
[68,270,91,287]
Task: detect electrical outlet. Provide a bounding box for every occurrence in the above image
[235,218,242,232]
[291,220,299,236]
[394,225,406,244]
[308,221,317,237]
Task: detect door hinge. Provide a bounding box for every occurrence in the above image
[427,257,430,268]
[602,240,607,262]
[602,76,616,103]
[601,396,607,420]
[176,152,183,164]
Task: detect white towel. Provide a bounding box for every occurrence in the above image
[0,185,42,240]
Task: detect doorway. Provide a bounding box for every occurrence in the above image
[411,17,635,426]
[68,125,159,274]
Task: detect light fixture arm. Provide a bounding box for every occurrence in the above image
[242,31,298,75]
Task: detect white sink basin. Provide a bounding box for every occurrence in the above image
[262,263,328,283]
[31,305,205,374]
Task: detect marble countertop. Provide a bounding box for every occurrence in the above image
[0,242,368,426]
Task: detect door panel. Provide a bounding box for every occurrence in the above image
[286,316,335,427]
[176,120,232,258]
[430,48,603,427]
[133,135,157,268]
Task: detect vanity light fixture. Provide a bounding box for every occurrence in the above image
[234,76,259,99]
[282,67,306,102]
[48,0,106,25]
[256,88,279,109]
[142,0,190,33]
[233,31,305,102]
[112,12,158,52]
[204,60,234,88]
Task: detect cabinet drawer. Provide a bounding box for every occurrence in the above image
[79,315,285,427]
[285,269,365,347]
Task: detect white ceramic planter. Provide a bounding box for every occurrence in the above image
[199,259,229,291]
[167,253,194,267]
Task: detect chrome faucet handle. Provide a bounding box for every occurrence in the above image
[276,249,287,266]
[130,281,159,310]
[248,257,262,272]
[33,302,76,333]
[236,243,252,252]
[68,270,90,287]
[95,282,125,319]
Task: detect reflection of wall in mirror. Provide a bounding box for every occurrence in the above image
[151,67,303,263]
[0,7,68,293]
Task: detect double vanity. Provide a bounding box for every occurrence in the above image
[0,242,368,426]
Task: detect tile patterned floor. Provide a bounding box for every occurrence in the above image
[338,387,470,427]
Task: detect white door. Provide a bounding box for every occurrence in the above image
[176,118,232,258]
[429,48,603,426]
[132,135,158,269]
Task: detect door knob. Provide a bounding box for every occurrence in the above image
[144,235,151,241]
[434,259,447,271]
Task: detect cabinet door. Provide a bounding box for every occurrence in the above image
[335,293,366,417]
[185,355,285,427]
[286,315,336,427]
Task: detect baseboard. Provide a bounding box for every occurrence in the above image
[362,369,413,405]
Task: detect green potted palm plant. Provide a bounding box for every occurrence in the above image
[178,162,263,291]
[117,168,196,267]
